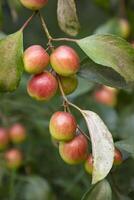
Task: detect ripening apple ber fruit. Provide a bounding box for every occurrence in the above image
[94,85,118,106]
[50,46,80,76]
[9,123,26,144]
[49,111,77,141]
[60,75,78,95]
[27,71,58,101]
[114,148,123,166]
[59,134,88,164]
[5,149,23,170]
[23,45,49,74]
[0,128,9,150]
[119,18,131,39]
[84,154,93,175]
[20,0,48,10]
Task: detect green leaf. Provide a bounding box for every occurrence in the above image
[77,34,134,82]
[82,110,114,184]
[79,57,131,89]
[57,0,80,36]
[94,18,130,39]
[81,179,112,200]
[0,30,23,92]
[20,176,55,200]
[115,138,134,155]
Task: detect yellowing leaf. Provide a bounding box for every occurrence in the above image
[0,30,23,92]
[82,110,114,184]
[57,0,80,36]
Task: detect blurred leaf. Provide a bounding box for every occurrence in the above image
[57,0,80,36]
[69,76,94,99]
[0,1,3,28]
[94,18,130,39]
[82,110,114,184]
[81,179,112,200]
[0,30,23,92]
[116,138,134,156]
[77,35,134,83]
[20,176,55,200]
[79,57,130,89]
[0,31,6,39]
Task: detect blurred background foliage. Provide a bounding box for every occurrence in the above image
[0,0,134,199]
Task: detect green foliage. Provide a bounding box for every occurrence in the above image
[0,31,23,92]
[77,35,134,83]
[82,179,112,200]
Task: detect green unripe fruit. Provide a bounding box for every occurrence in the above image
[119,19,130,39]
[85,154,93,175]
[5,149,23,170]
[114,148,123,166]
[50,46,80,76]
[60,75,78,95]
[49,111,77,141]
[59,134,88,165]
[20,0,48,10]
[23,45,50,74]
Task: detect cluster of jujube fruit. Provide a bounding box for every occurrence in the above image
[24,45,79,101]
[20,0,123,176]
[0,123,26,170]
[49,111,123,174]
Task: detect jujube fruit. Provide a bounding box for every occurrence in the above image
[23,45,49,74]
[50,45,80,76]
[20,0,48,10]
[5,149,23,170]
[27,71,58,101]
[0,128,9,150]
[114,148,123,166]
[59,134,88,164]
[9,123,26,144]
[59,75,78,95]
[94,85,117,107]
[84,154,93,175]
[119,18,130,39]
[49,111,77,141]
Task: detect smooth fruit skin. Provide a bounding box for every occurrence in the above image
[27,71,58,101]
[23,45,49,74]
[119,19,130,39]
[94,86,117,106]
[114,148,123,166]
[0,128,9,150]
[59,134,88,164]
[60,75,78,95]
[20,0,48,10]
[9,123,26,144]
[85,154,93,175]
[50,46,80,76]
[5,149,23,170]
[49,112,77,141]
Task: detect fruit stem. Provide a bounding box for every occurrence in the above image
[39,12,55,51]
[57,76,83,113]
[77,126,90,141]
[52,38,78,43]
[20,11,38,31]
[9,170,16,200]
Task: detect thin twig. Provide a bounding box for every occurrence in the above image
[20,11,37,31]
[52,37,78,43]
